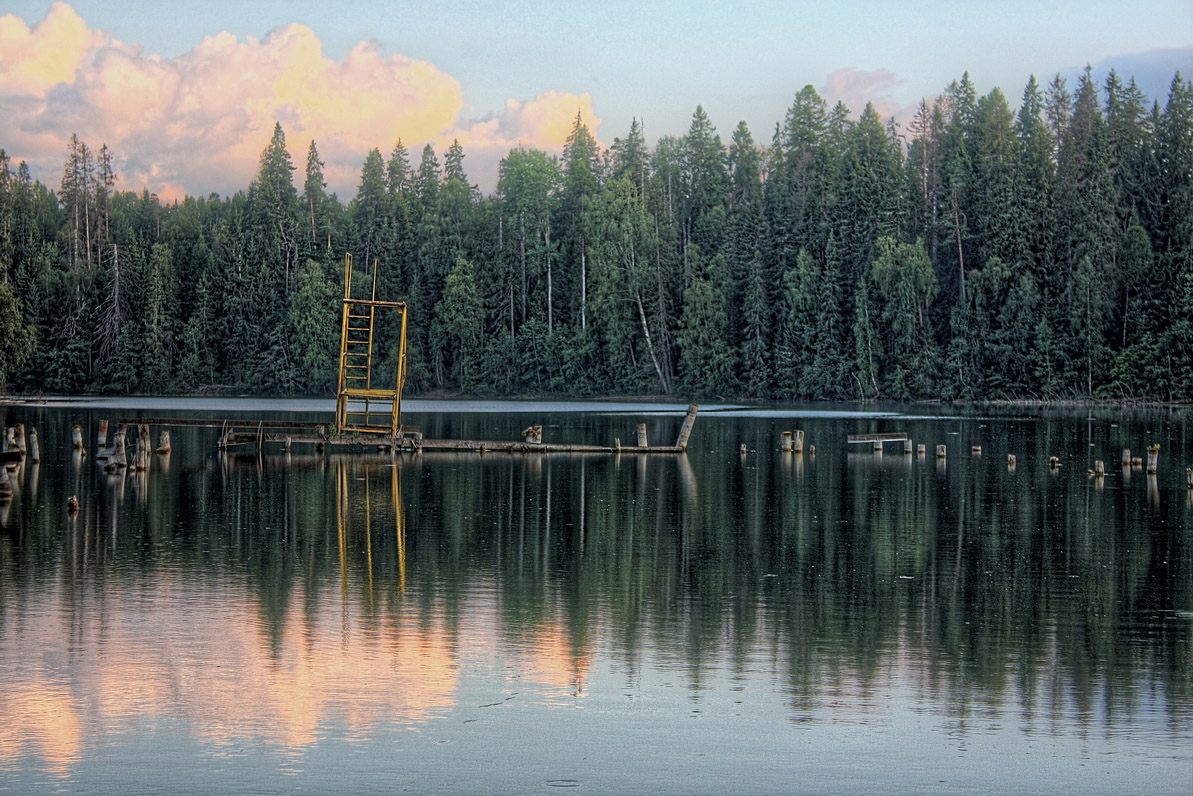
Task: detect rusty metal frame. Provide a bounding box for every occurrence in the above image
[335,254,408,436]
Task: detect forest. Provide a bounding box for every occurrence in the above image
[0,68,1190,401]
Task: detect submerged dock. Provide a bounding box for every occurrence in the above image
[117,404,699,456]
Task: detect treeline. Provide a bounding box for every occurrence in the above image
[0,68,1190,400]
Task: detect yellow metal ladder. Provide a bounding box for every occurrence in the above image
[335,254,408,436]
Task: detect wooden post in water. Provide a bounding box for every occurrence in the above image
[1131,457,1142,468]
[1049,456,1060,470]
[971,445,982,455]
[917,444,926,457]
[808,444,815,458]
[0,465,11,499]
[2,427,13,452]
[106,427,127,470]
[1094,460,1105,476]
[1146,444,1159,474]
[13,425,26,457]
[794,430,804,454]
[903,438,913,455]
[780,431,793,452]
[636,424,648,447]
[1186,467,1192,489]
[872,440,883,452]
[97,420,109,454]
[29,428,40,463]
[740,443,748,457]
[71,425,85,454]
[522,424,543,444]
[1122,448,1131,467]
[156,431,172,455]
[1007,454,1016,469]
[936,445,946,459]
[675,404,699,451]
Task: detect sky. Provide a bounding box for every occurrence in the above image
[2,0,1190,201]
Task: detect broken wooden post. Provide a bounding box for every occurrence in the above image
[156,431,172,455]
[97,420,109,455]
[1121,448,1131,467]
[1186,467,1192,489]
[636,423,648,447]
[917,444,926,457]
[2,427,13,452]
[1131,457,1142,468]
[808,444,815,457]
[1146,444,1159,474]
[936,445,947,459]
[1094,460,1105,476]
[740,443,747,456]
[284,437,292,453]
[13,425,26,457]
[1049,456,1060,470]
[71,425,85,454]
[794,430,804,454]
[971,445,982,455]
[780,431,793,452]
[105,428,127,471]
[675,404,699,450]
[29,428,40,463]
[615,437,621,452]
[1007,454,1016,469]
[522,424,543,444]
[872,440,883,452]
[903,438,913,455]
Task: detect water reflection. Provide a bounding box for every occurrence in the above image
[0,405,1189,791]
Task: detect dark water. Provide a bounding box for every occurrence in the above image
[0,399,1190,795]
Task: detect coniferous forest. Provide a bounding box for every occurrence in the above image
[0,69,1190,401]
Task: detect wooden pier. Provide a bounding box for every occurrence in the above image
[117,404,699,456]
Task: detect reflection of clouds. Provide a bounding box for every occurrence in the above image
[0,573,459,774]
[0,683,82,776]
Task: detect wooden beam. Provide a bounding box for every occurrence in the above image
[847,432,909,443]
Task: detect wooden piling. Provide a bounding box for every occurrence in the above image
[780,431,793,452]
[917,444,926,457]
[808,444,815,457]
[971,445,982,455]
[106,429,126,470]
[13,425,26,457]
[636,423,648,448]
[71,425,85,454]
[872,440,883,452]
[675,404,699,450]
[0,466,11,499]
[1131,457,1142,468]
[1187,467,1192,489]
[522,424,543,444]
[1146,444,1159,474]
[740,444,747,456]
[1007,454,1016,468]
[1094,460,1105,476]
[2,427,13,452]
[1122,448,1131,467]
[29,428,40,463]
[936,445,947,459]
[1049,456,1060,470]
[97,420,109,453]
[903,438,913,455]
[794,430,804,454]
[156,431,172,455]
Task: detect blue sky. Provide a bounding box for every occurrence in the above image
[2,0,1190,197]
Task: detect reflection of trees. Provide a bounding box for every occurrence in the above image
[0,407,1189,763]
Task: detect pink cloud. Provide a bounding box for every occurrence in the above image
[0,3,598,199]
[820,67,903,119]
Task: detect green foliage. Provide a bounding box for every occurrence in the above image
[0,281,34,385]
[0,71,1188,401]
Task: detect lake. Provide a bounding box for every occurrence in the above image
[0,398,1190,794]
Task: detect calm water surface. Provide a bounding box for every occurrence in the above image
[0,399,1190,794]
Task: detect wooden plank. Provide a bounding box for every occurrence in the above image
[847,432,909,443]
